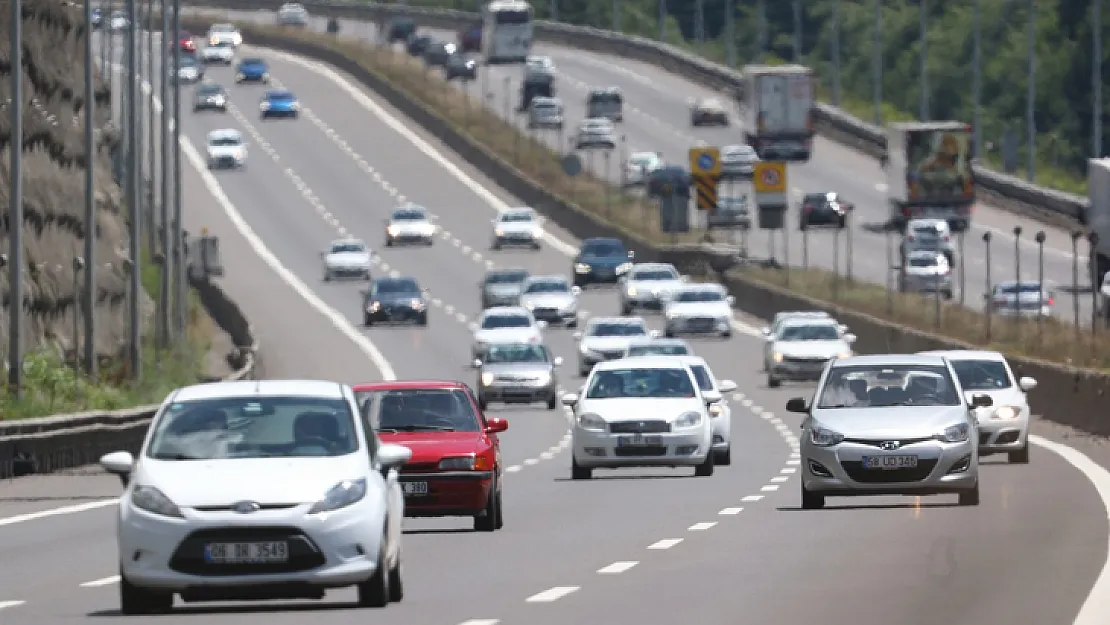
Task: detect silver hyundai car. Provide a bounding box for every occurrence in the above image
[788,354,990,510]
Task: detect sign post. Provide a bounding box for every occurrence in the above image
[688,146,721,215]
[654,168,692,234]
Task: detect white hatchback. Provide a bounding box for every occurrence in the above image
[98,380,412,614]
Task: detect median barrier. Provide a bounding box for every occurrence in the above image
[183,0,1089,230]
[196,19,1110,437]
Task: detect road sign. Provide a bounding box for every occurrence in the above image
[561,154,582,177]
[688,146,721,178]
[753,161,786,193]
[694,176,718,211]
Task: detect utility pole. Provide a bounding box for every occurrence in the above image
[724,0,736,67]
[172,0,186,338]
[973,0,982,158]
[919,0,929,120]
[9,0,24,395]
[1095,0,1103,158]
[83,0,97,376]
[126,0,141,377]
[1026,0,1036,181]
[792,0,802,63]
[159,0,171,346]
[832,0,841,105]
[873,0,882,125]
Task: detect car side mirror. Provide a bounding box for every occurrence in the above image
[649,330,660,338]
[785,398,809,414]
[843,333,857,344]
[702,389,722,405]
[536,320,548,330]
[572,331,583,340]
[561,392,579,407]
[571,286,582,295]
[100,450,134,487]
[553,356,563,367]
[471,358,483,368]
[484,417,509,434]
[378,443,412,470]
[1018,376,1037,392]
[970,393,994,409]
[718,380,737,393]
[760,327,770,335]
[726,295,736,305]
[627,250,635,259]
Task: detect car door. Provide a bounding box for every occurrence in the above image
[357,395,404,557]
[468,386,503,478]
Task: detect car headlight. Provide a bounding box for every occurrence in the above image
[209,37,218,45]
[368,301,381,312]
[991,405,1020,420]
[481,372,495,386]
[213,95,226,104]
[809,425,844,447]
[438,456,475,470]
[524,301,535,309]
[836,351,852,359]
[495,228,506,237]
[260,101,270,110]
[577,413,606,432]
[575,263,591,273]
[307,478,367,514]
[616,262,633,274]
[533,372,552,385]
[773,352,784,362]
[262,72,270,78]
[673,410,703,429]
[130,485,183,518]
[291,102,301,110]
[236,71,245,79]
[531,226,542,237]
[387,225,401,236]
[939,423,971,443]
[409,299,425,310]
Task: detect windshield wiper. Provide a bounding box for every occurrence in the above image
[151,452,204,460]
[380,425,457,432]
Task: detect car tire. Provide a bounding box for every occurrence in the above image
[120,574,173,615]
[425,237,433,246]
[664,327,675,338]
[567,317,578,328]
[546,394,557,410]
[474,477,499,531]
[694,451,714,477]
[387,548,403,603]
[943,289,954,300]
[364,315,373,327]
[494,487,504,529]
[715,447,732,466]
[958,482,981,506]
[720,330,732,339]
[571,456,592,480]
[578,364,589,378]
[531,241,541,250]
[620,303,632,316]
[323,271,331,282]
[356,540,391,607]
[767,375,781,388]
[416,313,428,326]
[491,240,501,251]
[1008,444,1030,464]
[385,238,393,247]
[800,483,825,510]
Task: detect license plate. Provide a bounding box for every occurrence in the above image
[402,481,428,495]
[204,541,288,564]
[618,434,662,447]
[862,455,918,470]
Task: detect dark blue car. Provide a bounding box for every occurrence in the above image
[573,237,634,288]
[363,277,428,326]
[235,57,269,84]
[260,90,299,119]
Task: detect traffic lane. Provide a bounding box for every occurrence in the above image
[493,451,1105,625]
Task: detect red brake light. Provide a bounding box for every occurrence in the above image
[1047,298,1055,306]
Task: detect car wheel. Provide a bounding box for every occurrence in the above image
[571,456,592,480]
[387,547,403,603]
[356,540,391,607]
[767,375,781,388]
[620,303,632,315]
[664,327,675,338]
[1008,444,1030,464]
[720,330,732,339]
[800,483,825,510]
[120,574,172,615]
[546,393,557,410]
[943,289,954,300]
[958,482,981,506]
[715,447,731,466]
[416,313,428,326]
[425,237,434,246]
[385,238,393,247]
[566,317,578,328]
[694,450,715,477]
[491,240,501,251]
[323,271,331,282]
[493,488,504,529]
[364,315,373,327]
[474,477,499,531]
[531,241,541,250]
[578,364,589,378]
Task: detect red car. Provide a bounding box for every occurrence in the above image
[353,381,508,532]
[178,32,196,52]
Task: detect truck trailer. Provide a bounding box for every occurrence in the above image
[739,64,814,162]
[883,121,975,231]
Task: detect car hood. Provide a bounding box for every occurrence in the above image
[475,327,539,343]
[372,293,422,305]
[774,340,849,358]
[521,293,574,309]
[390,220,433,233]
[811,406,969,438]
[482,362,554,377]
[239,64,266,73]
[964,388,1025,417]
[581,335,643,351]
[326,252,370,266]
[496,222,538,234]
[580,397,703,421]
[202,47,232,55]
[135,455,369,507]
[207,145,242,156]
[378,432,486,464]
[627,279,684,295]
[665,301,732,317]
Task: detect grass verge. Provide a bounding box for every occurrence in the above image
[242,25,1108,371]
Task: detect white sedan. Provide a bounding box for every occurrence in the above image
[322,237,372,281]
[672,355,737,465]
[472,306,546,359]
[98,379,411,614]
[563,357,718,479]
[491,207,543,250]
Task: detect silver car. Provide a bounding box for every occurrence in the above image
[519,275,580,327]
[899,250,953,299]
[321,237,372,281]
[574,316,655,377]
[901,218,956,265]
[988,280,1054,318]
[622,337,692,358]
[472,307,545,359]
[663,283,735,338]
[384,204,436,246]
[764,318,854,387]
[575,118,616,150]
[623,151,663,187]
[619,263,685,314]
[527,97,564,130]
[672,355,737,465]
[480,268,530,309]
[720,144,758,178]
[473,342,561,410]
[706,195,751,229]
[789,353,989,509]
[206,23,242,47]
[491,207,542,250]
[276,2,308,26]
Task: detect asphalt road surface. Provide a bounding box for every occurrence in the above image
[0,17,1107,625]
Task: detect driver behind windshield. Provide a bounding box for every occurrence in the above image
[485,344,545,363]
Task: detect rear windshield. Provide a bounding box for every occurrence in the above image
[486,271,528,284]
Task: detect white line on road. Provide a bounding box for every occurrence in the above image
[458,620,500,625]
[742,495,764,502]
[80,575,120,588]
[525,586,579,603]
[0,601,26,610]
[770,476,790,483]
[761,485,780,492]
[0,499,118,527]
[719,507,744,515]
[647,538,683,550]
[597,561,638,574]
[688,522,717,531]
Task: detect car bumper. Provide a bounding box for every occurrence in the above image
[236,73,268,82]
[978,420,1029,453]
[802,211,845,224]
[573,428,710,468]
[527,307,577,324]
[118,502,381,593]
[494,232,539,245]
[366,306,426,322]
[480,383,556,403]
[398,470,493,516]
[327,266,370,278]
[902,276,953,292]
[207,156,243,168]
[194,102,227,110]
[801,440,977,496]
[666,316,731,334]
[262,109,298,117]
[721,166,754,177]
[623,295,666,310]
[387,233,433,244]
[711,416,731,451]
[770,359,830,380]
[482,296,520,308]
[993,306,1053,318]
[201,56,232,63]
[579,352,625,368]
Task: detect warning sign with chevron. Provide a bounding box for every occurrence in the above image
[694,176,718,211]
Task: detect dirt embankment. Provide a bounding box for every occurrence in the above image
[0,0,144,363]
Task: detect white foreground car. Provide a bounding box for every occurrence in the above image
[98,379,412,614]
[322,237,372,281]
[663,283,735,338]
[563,357,718,479]
[671,355,737,465]
[491,207,543,250]
[205,129,246,169]
[472,306,546,359]
[207,23,243,47]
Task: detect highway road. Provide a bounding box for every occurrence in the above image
[0,18,1107,625]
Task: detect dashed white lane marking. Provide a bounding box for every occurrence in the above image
[80,575,120,588]
[742,495,764,502]
[523,458,539,466]
[770,476,790,483]
[719,507,744,515]
[505,465,523,473]
[761,485,780,492]
[458,620,500,625]
[539,451,555,460]
[786,459,801,465]
[0,499,118,527]
[597,561,638,574]
[688,522,717,531]
[525,586,579,603]
[647,539,683,550]
[0,601,25,610]
[781,467,797,474]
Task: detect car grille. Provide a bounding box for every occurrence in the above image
[610,420,671,434]
[401,462,439,472]
[613,446,668,457]
[531,307,561,320]
[839,459,938,483]
[842,436,934,448]
[977,430,994,445]
[168,526,325,576]
[782,355,828,365]
[214,156,237,167]
[681,317,718,331]
[494,374,542,384]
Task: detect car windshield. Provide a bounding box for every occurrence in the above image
[198,86,223,96]
[241,58,265,66]
[628,344,689,356]
[209,41,232,48]
[581,240,625,256]
[778,324,839,341]
[356,388,480,432]
[331,242,365,254]
[908,256,939,267]
[631,268,677,281]
[208,137,240,147]
[211,24,234,32]
[688,364,713,391]
[179,57,199,67]
[673,289,724,303]
[816,364,961,408]
[586,367,695,399]
[145,395,360,460]
[630,154,658,166]
[482,314,530,329]
[374,279,419,295]
[998,282,1045,294]
[484,344,548,363]
[589,322,646,337]
[267,92,295,101]
[949,359,1012,390]
[486,271,527,284]
[500,212,534,222]
[392,209,426,221]
[524,280,568,293]
[911,224,944,238]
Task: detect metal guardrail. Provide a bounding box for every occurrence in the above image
[184,0,1090,226]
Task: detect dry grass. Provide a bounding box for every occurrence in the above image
[248,25,1109,372]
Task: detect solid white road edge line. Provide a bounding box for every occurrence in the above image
[80,575,121,588]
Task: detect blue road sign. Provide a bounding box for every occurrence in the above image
[697,153,715,171]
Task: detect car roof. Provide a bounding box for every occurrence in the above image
[832,354,948,367]
[502,207,535,215]
[482,306,530,316]
[583,236,623,245]
[906,249,944,259]
[393,204,427,213]
[206,128,241,141]
[594,356,688,371]
[171,379,347,402]
[779,317,838,329]
[373,276,419,286]
[669,354,710,366]
[627,337,687,346]
[917,349,1007,362]
[589,86,621,94]
[352,380,467,392]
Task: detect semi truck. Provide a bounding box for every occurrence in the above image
[882,121,975,231]
[739,64,814,162]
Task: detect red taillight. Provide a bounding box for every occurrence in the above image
[1046,298,1055,306]
[907,235,915,242]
